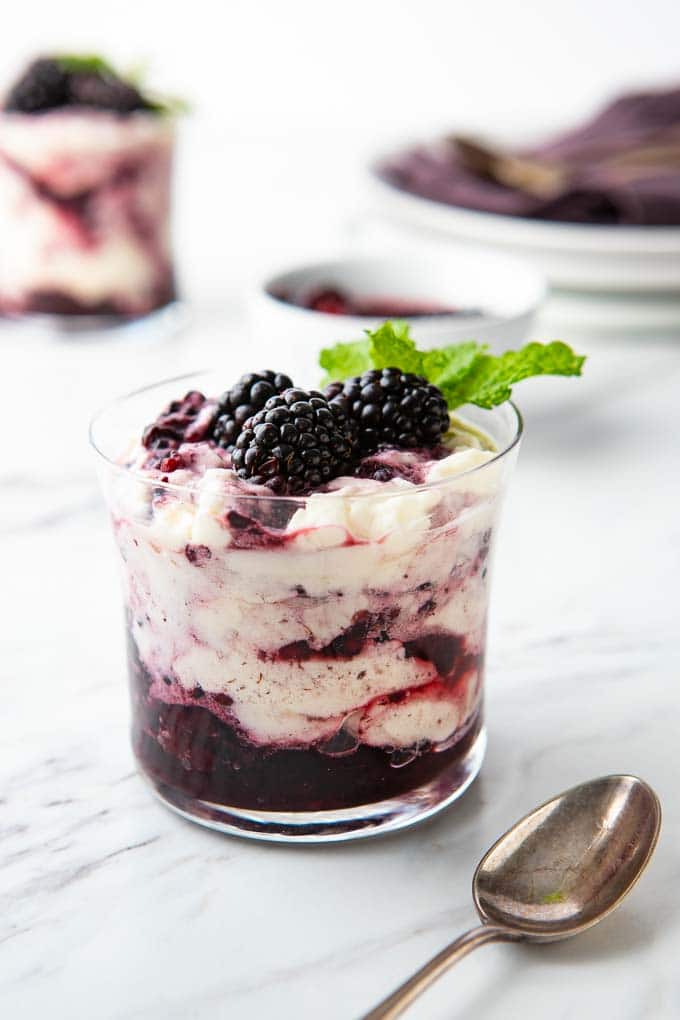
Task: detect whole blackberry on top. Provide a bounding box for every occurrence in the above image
[142,391,214,470]
[212,370,293,450]
[231,388,353,495]
[4,56,149,114]
[4,59,69,113]
[67,72,146,113]
[325,367,450,454]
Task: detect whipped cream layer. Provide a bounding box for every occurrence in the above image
[0,110,175,313]
[112,426,504,751]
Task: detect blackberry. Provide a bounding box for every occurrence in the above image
[142,391,214,468]
[211,370,293,450]
[4,59,69,113]
[325,367,450,454]
[4,58,149,115]
[231,388,353,494]
[67,72,147,113]
[306,288,351,315]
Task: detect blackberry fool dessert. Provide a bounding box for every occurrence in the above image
[0,55,180,318]
[92,323,584,841]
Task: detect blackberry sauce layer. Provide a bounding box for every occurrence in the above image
[129,629,483,811]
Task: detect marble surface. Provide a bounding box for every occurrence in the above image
[3,309,680,1020]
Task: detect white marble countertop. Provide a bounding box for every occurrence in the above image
[3,308,680,1020]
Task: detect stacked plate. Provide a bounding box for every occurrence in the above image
[365,90,680,334]
[368,174,680,334]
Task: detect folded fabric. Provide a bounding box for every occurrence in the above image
[379,88,680,225]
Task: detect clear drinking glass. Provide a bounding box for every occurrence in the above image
[0,109,177,325]
[91,372,521,842]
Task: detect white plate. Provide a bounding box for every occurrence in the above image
[368,166,680,293]
[0,300,190,344]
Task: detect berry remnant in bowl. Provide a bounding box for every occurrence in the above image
[273,284,481,319]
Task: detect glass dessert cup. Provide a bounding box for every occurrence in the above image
[91,373,522,843]
[0,110,177,327]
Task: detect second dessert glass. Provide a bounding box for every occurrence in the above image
[0,109,177,326]
[91,373,521,842]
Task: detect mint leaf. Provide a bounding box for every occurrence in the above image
[421,342,486,392]
[319,321,585,408]
[541,891,566,904]
[54,53,189,117]
[144,93,191,116]
[442,341,585,409]
[319,337,372,384]
[320,321,422,383]
[367,320,425,374]
[56,54,117,76]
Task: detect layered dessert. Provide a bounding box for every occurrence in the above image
[104,364,511,822]
[0,56,177,317]
[94,323,585,837]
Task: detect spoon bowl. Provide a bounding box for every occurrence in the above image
[474,774,661,939]
[364,775,661,1019]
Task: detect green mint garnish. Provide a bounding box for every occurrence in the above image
[318,337,371,381]
[142,95,190,116]
[320,321,585,410]
[55,54,117,77]
[55,53,189,117]
[541,890,566,904]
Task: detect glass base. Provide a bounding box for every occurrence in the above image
[141,727,486,844]
[0,299,189,344]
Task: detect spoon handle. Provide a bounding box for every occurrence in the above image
[362,923,521,1020]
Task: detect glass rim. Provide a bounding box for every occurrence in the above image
[89,369,523,503]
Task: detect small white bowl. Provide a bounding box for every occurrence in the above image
[249,251,545,373]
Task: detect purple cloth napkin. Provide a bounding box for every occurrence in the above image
[378,88,680,225]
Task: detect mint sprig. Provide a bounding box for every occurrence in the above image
[55,54,117,77]
[319,322,585,410]
[55,53,189,117]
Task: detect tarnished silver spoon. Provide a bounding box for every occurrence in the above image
[364,774,661,1019]
[450,133,680,198]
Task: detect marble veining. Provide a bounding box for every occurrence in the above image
[2,316,680,1019]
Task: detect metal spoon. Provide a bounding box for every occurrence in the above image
[364,774,661,1019]
[451,134,567,199]
[450,132,680,199]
